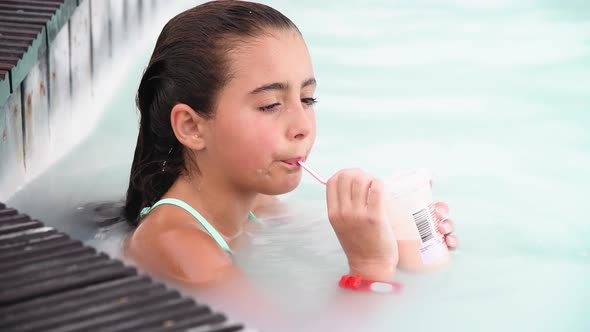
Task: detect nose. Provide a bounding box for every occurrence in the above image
[286,100,314,141]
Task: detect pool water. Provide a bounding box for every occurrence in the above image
[7,1,590,331]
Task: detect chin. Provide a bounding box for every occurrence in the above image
[259,174,302,195]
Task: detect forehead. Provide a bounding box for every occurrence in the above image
[225,29,314,87]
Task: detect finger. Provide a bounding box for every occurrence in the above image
[337,170,353,213]
[351,172,370,209]
[437,219,454,235]
[433,201,449,220]
[445,234,459,250]
[366,178,384,217]
[326,173,340,224]
[350,170,362,205]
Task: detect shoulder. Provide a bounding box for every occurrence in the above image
[126,211,234,285]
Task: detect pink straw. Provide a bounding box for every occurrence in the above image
[298,161,327,185]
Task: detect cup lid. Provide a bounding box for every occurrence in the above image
[383,168,432,196]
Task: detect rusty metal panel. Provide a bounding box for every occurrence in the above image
[0,0,59,98]
[69,0,91,101]
[109,0,126,58]
[89,0,111,75]
[45,0,77,43]
[1,29,45,94]
[0,88,25,201]
[21,46,50,175]
[48,20,71,147]
[0,68,9,106]
[128,0,141,29]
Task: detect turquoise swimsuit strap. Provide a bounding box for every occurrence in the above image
[139,198,262,255]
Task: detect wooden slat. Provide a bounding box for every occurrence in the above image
[0,202,248,331]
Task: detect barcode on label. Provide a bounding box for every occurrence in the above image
[412,208,433,244]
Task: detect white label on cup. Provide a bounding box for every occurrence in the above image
[411,205,436,247]
[420,238,445,265]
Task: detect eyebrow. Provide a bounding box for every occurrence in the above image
[249,78,317,95]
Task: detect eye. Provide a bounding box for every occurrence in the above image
[302,97,318,108]
[259,103,281,112]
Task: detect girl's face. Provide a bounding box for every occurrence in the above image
[204,29,317,195]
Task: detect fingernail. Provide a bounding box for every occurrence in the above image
[435,206,449,219]
[447,236,458,248]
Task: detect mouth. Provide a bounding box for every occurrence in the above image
[281,157,304,167]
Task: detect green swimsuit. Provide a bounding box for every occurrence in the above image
[140,198,262,254]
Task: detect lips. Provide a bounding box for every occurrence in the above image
[282,157,304,166]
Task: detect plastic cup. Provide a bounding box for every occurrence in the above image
[383,168,450,273]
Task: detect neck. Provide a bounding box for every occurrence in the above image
[164,173,257,240]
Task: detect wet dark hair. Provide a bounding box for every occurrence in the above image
[124,0,299,225]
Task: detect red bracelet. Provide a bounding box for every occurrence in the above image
[339,275,402,294]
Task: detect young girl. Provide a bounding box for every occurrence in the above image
[124,0,458,286]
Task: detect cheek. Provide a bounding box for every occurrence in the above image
[310,116,317,143]
[230,123,280,166]
[251,128,280,161]
[256,124,281,147]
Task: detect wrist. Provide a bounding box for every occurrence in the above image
[348,259,396,281]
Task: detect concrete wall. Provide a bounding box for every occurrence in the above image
[0,0,170,200]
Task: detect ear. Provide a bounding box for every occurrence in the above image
[170,103,208,151]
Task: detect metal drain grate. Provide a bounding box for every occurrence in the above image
[0,0,75,105]
[0,202,247,332]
